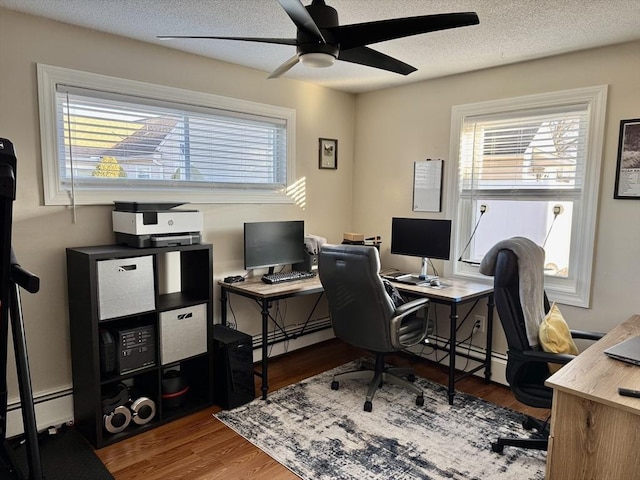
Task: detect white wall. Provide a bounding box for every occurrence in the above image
[0,8,354,432]
[352,41,640,353]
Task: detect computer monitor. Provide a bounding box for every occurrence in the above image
[244,220,305,274]
[390,217,452,279]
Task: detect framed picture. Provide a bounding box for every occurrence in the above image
[614,118,640,199]
[319,138,337,169]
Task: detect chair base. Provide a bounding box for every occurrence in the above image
[491,415,549,453]
[331,354,424,412]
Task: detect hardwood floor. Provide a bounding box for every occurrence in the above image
[96,339,549,479]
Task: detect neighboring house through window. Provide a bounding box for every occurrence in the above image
[37,64,296,205]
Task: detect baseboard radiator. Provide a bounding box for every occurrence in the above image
[7,329,507,438]
[6,387,74,439]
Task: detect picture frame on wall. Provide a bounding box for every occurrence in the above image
[614,118,640,199]
[319,138,338,169]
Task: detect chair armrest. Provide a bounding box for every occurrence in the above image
[389,298,430,349]
[570,329,605,341]
[394,297,430,318]
[519,349,576,365]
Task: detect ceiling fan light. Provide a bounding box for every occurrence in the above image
[300,53,335,68]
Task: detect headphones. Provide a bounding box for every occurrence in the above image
[102,383,156,434]
[130,396,156,425]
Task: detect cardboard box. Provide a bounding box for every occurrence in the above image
[343,232,364,242]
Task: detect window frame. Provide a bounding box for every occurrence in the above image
[37,64,297,205]
[446,85,608,307]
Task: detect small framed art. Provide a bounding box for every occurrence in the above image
[614,118,640,199]
[319,138,338,169]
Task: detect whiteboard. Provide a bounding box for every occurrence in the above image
[413,160,443,212]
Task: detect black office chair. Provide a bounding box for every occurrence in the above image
[483,246,602,453]
[318,244,430,412]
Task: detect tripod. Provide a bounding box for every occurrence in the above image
[0,138,43,480]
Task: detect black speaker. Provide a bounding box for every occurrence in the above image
[99,329,116,374]
[213,325,255,409]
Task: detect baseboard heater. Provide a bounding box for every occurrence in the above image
[251,318,332,349]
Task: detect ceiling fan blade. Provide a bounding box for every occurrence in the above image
[333,12,479,50]
[338,46,416,75]
[267,55,300,79]
[277,0,326,43]
[157,35,297,46]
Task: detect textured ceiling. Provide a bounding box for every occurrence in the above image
[1,0,639,93]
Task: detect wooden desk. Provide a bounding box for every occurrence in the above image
[392,279,494,405]
[545,314,640,480]
[219,276,326,399]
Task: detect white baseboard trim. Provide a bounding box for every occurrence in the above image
[407,336,508,387]
[252,328,336,363]
[6,335,506,438]
[6,388,74,439]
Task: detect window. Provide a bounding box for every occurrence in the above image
[447,86,607,307]
[37,64,296,205]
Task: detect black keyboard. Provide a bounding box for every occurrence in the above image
[261,270,316,284]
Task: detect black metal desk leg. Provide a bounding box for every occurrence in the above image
[260,298,269,400]
[448,303,458,405]
[484,294,494,382]
[220,288,228,326]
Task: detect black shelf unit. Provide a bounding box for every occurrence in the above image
[66,243,213,448]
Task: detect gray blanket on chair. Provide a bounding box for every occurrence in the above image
[479,237,545,348]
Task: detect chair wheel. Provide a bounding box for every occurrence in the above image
[364,401,373,412]
[491,442,504,453]
[331,381,339,390]
[522,418,535,430]
[407,374,416,382]
[416,395,424,407]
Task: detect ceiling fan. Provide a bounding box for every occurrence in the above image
[158,0,479,78]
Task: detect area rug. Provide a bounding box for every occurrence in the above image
[215,360,545,480]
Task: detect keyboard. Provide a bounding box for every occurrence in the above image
[261,270,316,284]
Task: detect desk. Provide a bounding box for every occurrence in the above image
[220,276,493,404]
[219,277,325,400]
[545,314,640,480]
[392,279,494,405]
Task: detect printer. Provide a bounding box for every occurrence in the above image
[112,202,203,248]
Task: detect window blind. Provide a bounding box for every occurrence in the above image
[459,104,589,198]
[55,85,288,190]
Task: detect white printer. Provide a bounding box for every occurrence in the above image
[112,202,203,248]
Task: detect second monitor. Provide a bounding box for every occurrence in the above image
[244,220,305,275]
[390,217,452,282]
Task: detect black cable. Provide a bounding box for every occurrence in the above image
[290,292,324,338]
[458,209,486,262]
[428,258,439,278]
[543,212,560,248]
[227,297,238,330]
[429,300,479,366]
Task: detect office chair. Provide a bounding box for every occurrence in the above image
[318,244,430,412]
[481,242,602,453]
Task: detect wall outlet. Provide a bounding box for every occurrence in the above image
[473,315,486,334]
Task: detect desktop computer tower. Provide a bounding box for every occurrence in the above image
[213,325,255,409]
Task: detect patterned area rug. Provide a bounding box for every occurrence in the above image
[215,360,546,480]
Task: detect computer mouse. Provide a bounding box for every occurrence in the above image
[430,278,441,287]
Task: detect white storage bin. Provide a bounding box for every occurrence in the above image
[97,255,155,320]
[159,303,207,365]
